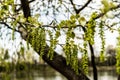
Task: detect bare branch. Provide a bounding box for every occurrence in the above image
[29,0,35,3]
[77,0,92,14]
[41,24,83,29]
[69,0,92,14]
[0,22,19,32]
[69,0,78,14]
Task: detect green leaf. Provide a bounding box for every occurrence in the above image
[101,0,109,7]
[100,51,105,62]
[71,32,75,39]
[78,17,86,26]
[101,0,116,12]
[70,15,75,20]
[20,46,25,56]
[2,5,9,10]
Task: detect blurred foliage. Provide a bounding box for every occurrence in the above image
[116,28,120,74]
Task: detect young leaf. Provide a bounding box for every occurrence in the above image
[71,32,75,39]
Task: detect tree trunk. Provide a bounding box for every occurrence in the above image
[118,75,120,80]
[19,0,90,80]
[42,46,90,80]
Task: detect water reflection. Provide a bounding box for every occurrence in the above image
[88,67,118,80]
[0,65,118,80]
[0,65,66,80]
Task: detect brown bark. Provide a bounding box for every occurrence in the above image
[118,75,120,80]
[42,46,90,80]
[20,0,31,18]
[89,44,98,80]
[19,0,90,80]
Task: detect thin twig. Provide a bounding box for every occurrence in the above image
[69,0,92,14]
[29,0,35,3]
[0,22,19,32]
[77,0,92,14]
[69,0,78,14]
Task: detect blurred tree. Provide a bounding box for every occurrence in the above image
[106,45,116,65]
[106,45,116,57]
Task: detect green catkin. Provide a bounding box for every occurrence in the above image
[27,27,46,57]
[116,28,120,74]
[81,13,97,74]
[99,21,105,62]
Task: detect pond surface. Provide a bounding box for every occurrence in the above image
[0,65,118,80]
[88,67,118,80]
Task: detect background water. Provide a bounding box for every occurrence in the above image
[0,65,118,80]
[88,68,118,80]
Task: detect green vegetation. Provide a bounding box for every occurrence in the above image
[0,0,120,80]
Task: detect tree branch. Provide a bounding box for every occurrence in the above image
[42,46,90,80]
[77,0,92,14]
[69,0,92,14]
[81,26,98,80]
[0,22,19,32]
[94,3,120,19]
[29,0,35,3]
[69,0,78,14]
